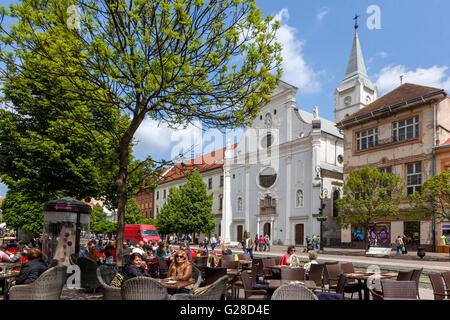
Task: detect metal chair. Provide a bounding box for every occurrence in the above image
[281,268,305,281]
[271,283,318,300]
[322,261,339,287]
[429,273,450,300]
[380,280,418,300]
[96,265,121,300]
[324,263,342,289]
[77,256,101,292]
[9,265,67,300]
[171,275,228,300]
[121,276,169,300]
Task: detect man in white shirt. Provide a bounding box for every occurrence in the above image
[210,235,217,252]
[244,233,254,259]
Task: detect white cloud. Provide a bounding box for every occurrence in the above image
[375,65,450,95]
[274,8,321,94]
[377,51,388,58]
[316,8,329,21]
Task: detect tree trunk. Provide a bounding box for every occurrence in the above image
[114,110,146,267]
[363,223,369,250]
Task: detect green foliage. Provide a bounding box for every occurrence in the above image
[1,189,43,234]
[138,218,158,226]
[156,170,215,235]
[336,166,405,245]
[125,198,145,225]
[90,203,117,235]
[409,170,450,221]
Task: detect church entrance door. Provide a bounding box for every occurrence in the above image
[295,224,304,245]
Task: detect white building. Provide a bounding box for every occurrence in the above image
[221,80,344,246]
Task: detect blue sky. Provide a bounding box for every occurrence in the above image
[1,0,449,198]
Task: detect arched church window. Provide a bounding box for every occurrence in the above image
[296,190,304,207]
[333,190,340,217]
[237,197,243,211]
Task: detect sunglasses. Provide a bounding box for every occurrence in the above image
[176,255,185,258]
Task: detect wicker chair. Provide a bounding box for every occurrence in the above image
[340,262,354,274]
[205,267,227,285]
[410,268,423,298]
[396,270,414,281]
[308,263,324,288]
[191,263,203,289]
[157,258,169,279]
[262,258,276,278]
[240,271,268,300]
[69,253,78,265]
[252,258,265,278]
[221,254,236,262]
[281,268,305,281]
[77,256,101,292]
[238,253,251,261]
[324,263,342,289]
[380,280,418,300]
[221,260,239,269]
[429,273,450,300]
[121,276,169,300]
[9,265,67,300]
[96,265,121,300]
[442,271,450,296]
[193,256,208,273]
[171,275,228,300]
[322,262,338,287]
[271,283,318,300]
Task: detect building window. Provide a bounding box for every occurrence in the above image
[295,190,304,208]
[393,116,419,142]
[163,189,166,199]
[156,207,159,214]
[356,128,378,151]
[333,190,340,217]
[220,175,224,187]
[406,162,422,195]
[156,191,159,200]
[259,167,277,189]
[208,178,212,190]
[237,197,243,211]
[262,133,273,148]
[219,196,223,210]
[379,167,392,174]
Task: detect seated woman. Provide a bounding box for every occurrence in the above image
[278,245,301,267]
[221,243,232,255]
[303,250,319,275]
[154,242,167,258]
[122,253,150,282]
[12,248,48,286]
[166,250,193,294]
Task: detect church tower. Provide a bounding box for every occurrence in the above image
[334,17,377,123]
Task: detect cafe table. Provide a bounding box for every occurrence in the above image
[0,270,20,300]
[157,279,194,290]
[345,272,398,300]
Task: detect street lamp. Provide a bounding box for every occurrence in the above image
[313,166,328,252]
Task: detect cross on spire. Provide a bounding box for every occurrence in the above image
[354,14,359,30]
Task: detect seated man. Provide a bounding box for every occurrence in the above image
[11,248,48,286]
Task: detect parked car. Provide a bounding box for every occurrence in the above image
[123,224,160,244]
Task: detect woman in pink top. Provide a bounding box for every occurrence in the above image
[258,235,264,251]
[0,245,12,262]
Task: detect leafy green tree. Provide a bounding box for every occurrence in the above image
[125,198,144,225]
[138,218,158,226]
[335,166,405,249]
[409,170,450,221]
[156,170,214,236]
[0,0,282,265]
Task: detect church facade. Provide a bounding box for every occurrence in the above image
[221,81,344,246]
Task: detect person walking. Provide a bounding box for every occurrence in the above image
[395,236,403,255]
[210,235,217,253]
[311,235,317,251]
[401,234,408,254]
[264,234,271,252]
[258,235,264,252]
[203,237,209,255]
[254,234,259,252]
[305,236,311,252]
[245,233,254,259]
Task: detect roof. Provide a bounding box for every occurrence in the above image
[338,83,446,126]
[344,30,368,81]
[441,138,450,146]
[296,109,343,138]
[158,144,237,185]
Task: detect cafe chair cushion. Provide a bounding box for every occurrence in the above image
[193,284,213,295]
[110,273,124,287]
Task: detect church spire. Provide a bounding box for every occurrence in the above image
[344,18,368,81]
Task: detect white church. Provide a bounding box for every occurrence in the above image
[154,25,377,247]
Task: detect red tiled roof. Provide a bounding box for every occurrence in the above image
[158,144,237,184]
[442,138,450,146]
[338,83,446,126]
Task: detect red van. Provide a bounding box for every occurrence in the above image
[124,224,160,244]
